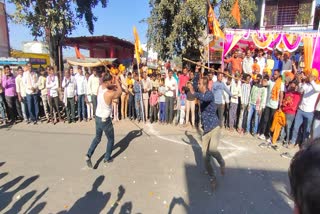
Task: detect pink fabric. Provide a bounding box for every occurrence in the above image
[178,74,189,93]
[312,36,320,75]
[223,34,234,56]
[282,34,302,52]
[149,92,159,106]
[268,34,282,49]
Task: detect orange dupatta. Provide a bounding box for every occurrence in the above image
[271,78,282,101]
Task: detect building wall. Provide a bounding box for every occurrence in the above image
[0,2,9,57]
[261,0,315,30]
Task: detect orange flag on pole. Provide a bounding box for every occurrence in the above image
[133,26,143,64]
[207,1,225,39]
[231,0,241,26]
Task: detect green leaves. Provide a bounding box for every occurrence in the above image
[218,0,257,28]
[147,0,206,60]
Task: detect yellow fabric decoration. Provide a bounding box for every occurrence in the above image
[252,33,273,49]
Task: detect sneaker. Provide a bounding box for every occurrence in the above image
[85,155,93,168]
[266,138,272,144]
[258,134,266,140]
[280,152,293,159]
[33,121,38,125]
[103,158,113,167]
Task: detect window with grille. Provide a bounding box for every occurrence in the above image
[264,0,312,27]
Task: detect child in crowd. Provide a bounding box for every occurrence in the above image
[149,87,159,123]
[112,98,119,122]
[158,78,166,124]
[85,72,93,120]
[179,87,187,126]
[128,84,135,120]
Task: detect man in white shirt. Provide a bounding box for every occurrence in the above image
[165,70,177,124]
[256,50,266,75]
[76,67,87,122]
[87,68,100,117]
[242,50,254,75]
[62,70,77,123]
[16,66,29,123]
[291,73,320,145]
[141,72,152,122]
[22,62,39,124]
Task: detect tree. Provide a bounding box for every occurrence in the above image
[218,0,257,28]
[9,0,108,69]
[147,0,257,61]
[147,0,207,61]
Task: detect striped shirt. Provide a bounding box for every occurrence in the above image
[241,83,251,105]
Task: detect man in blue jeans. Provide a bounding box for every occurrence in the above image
[22,63,39,124]
[290,73,320,146]
[86,72,122,168]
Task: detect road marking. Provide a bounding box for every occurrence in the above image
[145,124,250,161]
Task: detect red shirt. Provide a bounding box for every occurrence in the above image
[178,74,189,93]
[282,91,301,115]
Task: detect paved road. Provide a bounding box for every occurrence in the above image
[0,120,295,214]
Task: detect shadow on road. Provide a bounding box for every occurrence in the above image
[57,175,133,214]
[0,173,48,214]
[93,130,143,169]
[169,131,293,214]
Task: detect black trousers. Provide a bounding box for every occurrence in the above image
[48,96,61,120]
[165,96,175,123]
[66,97,76,122]
[5,96,22,121]
[150,105,158,123]
[92,95,97,117]
[258,107,276,138]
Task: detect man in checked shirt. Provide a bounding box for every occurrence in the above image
[188,76,225,191]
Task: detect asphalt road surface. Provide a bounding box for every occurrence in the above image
[0,120,295,214]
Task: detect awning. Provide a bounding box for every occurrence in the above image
[66,57,117,67]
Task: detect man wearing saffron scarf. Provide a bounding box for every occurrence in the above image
[258,69,284,142]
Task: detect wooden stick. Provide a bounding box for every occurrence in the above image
[183,57,244,82]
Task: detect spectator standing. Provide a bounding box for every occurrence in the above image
[87,68,100,117]
[37,67,49,121]
[149,87,159,123]
[158,78,166,124]
[165,70,177,124]
[75,67,87,122]
[23,63,39,124]
[15,66,29,123]
[62,70,77,123]
[46,67,61,124]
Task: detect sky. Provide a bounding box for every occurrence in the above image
[6,0,150,56]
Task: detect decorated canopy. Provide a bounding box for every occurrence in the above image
[210,29,320,73]
[66,57,117,68]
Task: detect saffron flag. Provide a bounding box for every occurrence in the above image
[231,0,241,26]
[207,1,225,39]
[133,26,143,64]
